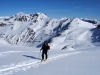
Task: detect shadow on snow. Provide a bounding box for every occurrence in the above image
[22,55,41,60]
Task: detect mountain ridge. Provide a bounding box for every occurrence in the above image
[0,12,100,50]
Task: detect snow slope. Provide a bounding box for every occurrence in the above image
[0,12,100,50]
[0,12,100,75]
[0,45,100,75]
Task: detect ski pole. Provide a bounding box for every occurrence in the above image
[39,50,41,59]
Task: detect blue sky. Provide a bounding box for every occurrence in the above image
[0,0,100,19]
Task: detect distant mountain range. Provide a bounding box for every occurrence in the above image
[0,12,100,50]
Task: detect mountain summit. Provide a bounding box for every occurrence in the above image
[0,12,100,50]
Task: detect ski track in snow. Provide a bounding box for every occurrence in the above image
[0,51,39,57]
[0,52,80,75]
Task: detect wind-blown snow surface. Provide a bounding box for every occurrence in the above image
[0,12,100,50]
[0,45,100,75]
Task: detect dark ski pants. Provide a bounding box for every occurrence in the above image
[42,50,48,60]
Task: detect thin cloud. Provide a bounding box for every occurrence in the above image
[49,10,70,12]
[74,6,82,9]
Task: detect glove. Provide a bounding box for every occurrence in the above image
[40,49,42,51]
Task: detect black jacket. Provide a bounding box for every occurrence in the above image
[41,44,48,51]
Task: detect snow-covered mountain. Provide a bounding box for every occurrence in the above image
[0,13,100,75]
[0,12,100,50]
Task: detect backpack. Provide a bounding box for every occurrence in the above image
[48,45,50,50]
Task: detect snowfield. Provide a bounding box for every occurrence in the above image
[0,46,100,75]
[0,12,100,75]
